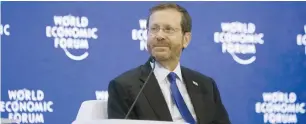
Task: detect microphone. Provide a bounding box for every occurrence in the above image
[124,56,156,119]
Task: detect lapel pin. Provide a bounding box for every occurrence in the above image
[192,81,198,86]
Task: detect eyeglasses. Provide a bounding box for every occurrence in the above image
[148,26,181,35]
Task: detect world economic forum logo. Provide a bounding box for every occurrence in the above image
[46,14,98,61]
[214,21,264,65]
[95,90,108,101]
[297,24,306,55]
[255,91,305,124]
[0,89,54,123]
[132,19,148,51]
[0,24,10,36]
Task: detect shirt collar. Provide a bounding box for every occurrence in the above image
[150,61,183,83]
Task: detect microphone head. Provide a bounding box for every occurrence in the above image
[150,56,156,63]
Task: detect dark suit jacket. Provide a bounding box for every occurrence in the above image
[107,59,231,124]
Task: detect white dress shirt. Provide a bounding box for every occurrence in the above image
[150,61,197,123]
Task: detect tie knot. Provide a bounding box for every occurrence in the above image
[167,72,176,82]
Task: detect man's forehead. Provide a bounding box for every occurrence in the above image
[149,9,181,27]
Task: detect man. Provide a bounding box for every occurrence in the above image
[107,3,231,124]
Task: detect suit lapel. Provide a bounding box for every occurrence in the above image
[181,67,214,124]
[139,59,172,121]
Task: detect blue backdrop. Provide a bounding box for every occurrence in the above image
[1,1,306,124]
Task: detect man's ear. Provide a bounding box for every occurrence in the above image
[183,32,191,48]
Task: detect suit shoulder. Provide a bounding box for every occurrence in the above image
[182,66,220,99]
[182,66,213,81]
[110,65,143,85]
[182,67,217,92]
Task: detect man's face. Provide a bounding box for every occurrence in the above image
[147,9,191,61]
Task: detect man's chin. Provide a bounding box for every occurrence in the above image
[153,54,170,61]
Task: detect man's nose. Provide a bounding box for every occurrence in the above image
[155,30,166,41]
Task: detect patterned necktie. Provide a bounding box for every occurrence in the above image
[168,72,196,124]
